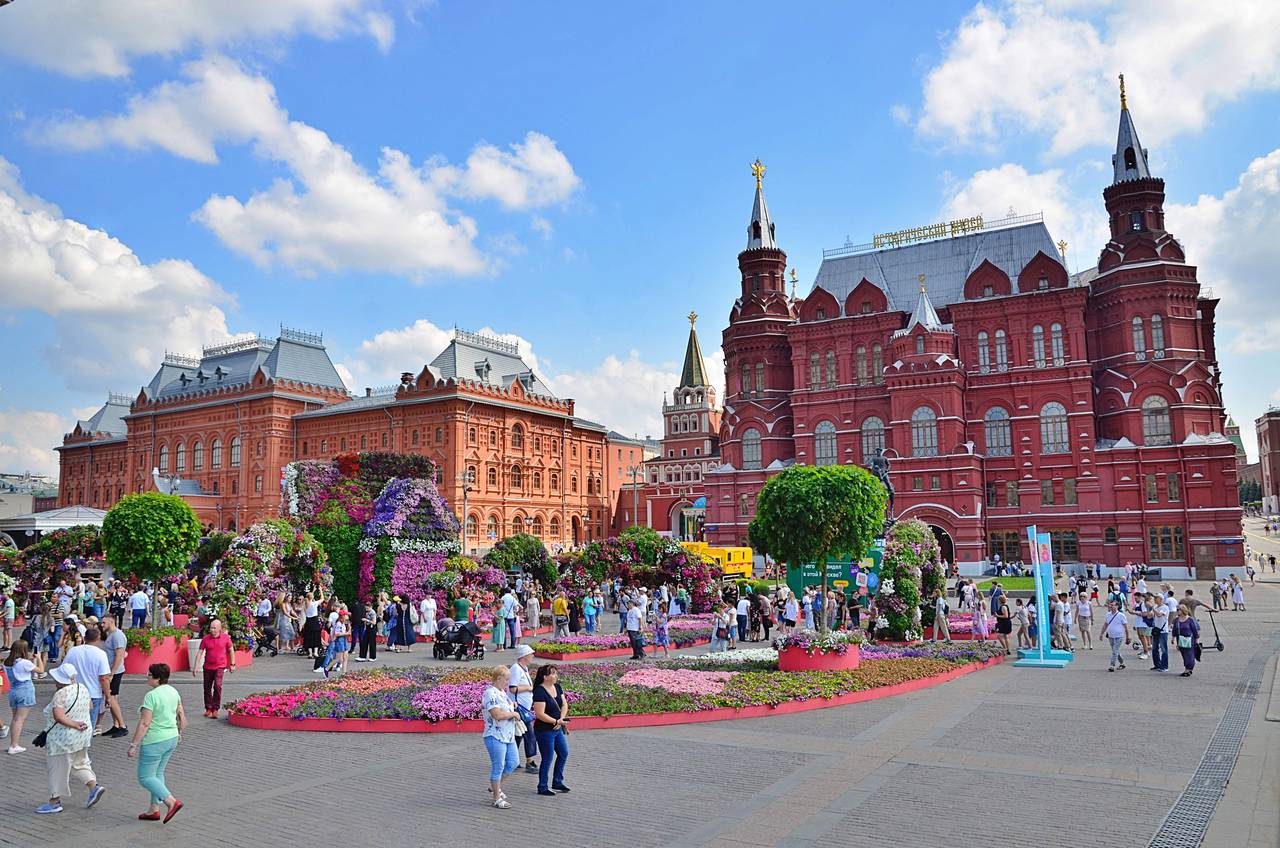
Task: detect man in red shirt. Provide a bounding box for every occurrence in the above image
[193,618,236,718]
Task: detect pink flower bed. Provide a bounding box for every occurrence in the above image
[618,667,737,696]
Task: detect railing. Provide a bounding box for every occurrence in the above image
[162,352,200,367]
[107,392,134,405]
[280,325,324,345]
[455,328,519,356]
[203,335,273,357]
[822,211,1045,259]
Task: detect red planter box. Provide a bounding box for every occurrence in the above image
[778,644,861,672]
[234,648,254,668]
[533,637,710,661]
[922,628,991,641]
[124,636,189,675]
[172,614,190,630]
[226,656,1005,734]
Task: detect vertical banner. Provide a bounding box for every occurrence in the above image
[1015,525,1071,668]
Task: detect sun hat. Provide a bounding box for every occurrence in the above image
[50,664,78,685]
[514,644,535,659]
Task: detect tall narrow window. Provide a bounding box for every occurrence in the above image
[995,330,1008,371]
[1064,477,1077,505]
[1006,481,1019,507]
[1167,473,1181,502]
[809,353,821,389]
[1151,314,1166,358]
[192,441,203,471]
[1041,479,1055,506]
[1142,396,1172,445]
[211,438,222,469]
[230,436,241,468]
[1032,325,1046,367]
[985,481,998,508]
[1039,402,1069,454]
[1133,317,1146,360]
[1146,474,1159,503]
[856,346,868,385]
[486,516,498,539]
[741,428,762,470]
[825,350,837,389]
[915,335,925,355]
[814,421,837,466]
[911,406,938,457]
[977,331,990,373]
[741,364,751,397]
[984,406,1012,456]
[158,445,169,473]
[487,467,497,488]
[511,424,524,448]
[861,417,885,461]
[1050,322,1065,365]
[175,442,186,473]
[755,363,765,392]
[871,344,884,384]
[510,466,522,488]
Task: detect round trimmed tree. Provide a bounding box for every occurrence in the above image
[749,464,887,632]
[102,493,201,624]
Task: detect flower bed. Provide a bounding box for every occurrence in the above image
[227,645,1004,731]
[529,614,714,658]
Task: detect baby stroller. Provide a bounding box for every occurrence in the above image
[254,619,279,658]
[432,621,485,661]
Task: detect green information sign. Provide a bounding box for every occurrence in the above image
[785,544,883,596]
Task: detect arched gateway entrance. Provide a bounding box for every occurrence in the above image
[928,525,955,565]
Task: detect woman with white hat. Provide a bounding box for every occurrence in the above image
[508,645,538,773]
[36,663,106,814]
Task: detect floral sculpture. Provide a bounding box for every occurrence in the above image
[873,518,932,641]
[358,476,461,602]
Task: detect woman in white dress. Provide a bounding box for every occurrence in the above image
[418,595,437,639]
[526,592,541,633]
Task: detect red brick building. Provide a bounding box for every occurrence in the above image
[1255,408,1280,515]
[707,99,1243,577]
[57,329,618,553]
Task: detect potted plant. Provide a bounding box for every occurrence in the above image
[774,629,864,672]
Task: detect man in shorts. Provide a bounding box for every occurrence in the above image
[98,615,129,738]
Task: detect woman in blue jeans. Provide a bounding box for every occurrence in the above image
[531,664,570,796]
[128,662,187,822]
[482,665,520,809]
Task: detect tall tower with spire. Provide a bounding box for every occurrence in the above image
[660,311,721,468]
[706,160,797,546]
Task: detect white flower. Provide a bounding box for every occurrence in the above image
[875,616,889,630]
[880,578,895,595]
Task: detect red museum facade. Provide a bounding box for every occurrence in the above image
[707,100,1243,577]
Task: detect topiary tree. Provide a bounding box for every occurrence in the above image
[749,465,886,632]
[874,519,934,641]
[484,533,554,588]
[102,493,201,626]
[618,525,663,566]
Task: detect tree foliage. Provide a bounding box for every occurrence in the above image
[484,533,554,587]
[102,493,201,582]
[1239,478,1261,505]
[749,465,886,630]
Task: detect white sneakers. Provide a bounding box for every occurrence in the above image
[7,746,26,754]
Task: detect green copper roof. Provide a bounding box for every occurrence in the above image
[679,322,712,389]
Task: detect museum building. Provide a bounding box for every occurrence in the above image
[706,87,1244,577]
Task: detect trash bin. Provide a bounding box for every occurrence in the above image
[187,638,204,674]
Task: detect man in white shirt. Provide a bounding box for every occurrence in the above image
[625,600,645,660]
[1099,600,1130,671]
[500,590,520,649]
[255,596,273,623]
[1147,592,1170,673]
[931,590,951,643]
[64,627,112,730]
[735,595,751,643]
[129,587,150,628]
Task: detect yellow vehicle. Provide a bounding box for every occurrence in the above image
[681,542,754,579]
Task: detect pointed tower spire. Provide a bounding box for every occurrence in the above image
[746,159,777,249]
[905,276,944,332]
[679,311,712,388]
[1112,74,1152,183]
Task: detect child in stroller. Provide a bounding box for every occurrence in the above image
[432,619,486,661]
[254,615,279,658]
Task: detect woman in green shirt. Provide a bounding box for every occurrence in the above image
[128,663,187,823]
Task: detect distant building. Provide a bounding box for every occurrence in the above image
[1225,414,1249,465]
[1256,408,1280,514]
[57,327,622,551]
[706,85,1242,577]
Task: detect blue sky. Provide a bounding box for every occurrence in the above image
[2,0,1279,476]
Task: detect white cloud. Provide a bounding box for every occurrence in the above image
[0,0,394,78]
[917,1,1280,156]
[0,156,233,390]
[942,162,1107,271]
[0,409,71,477]
[889,104,912,125]
[39,57,581,278]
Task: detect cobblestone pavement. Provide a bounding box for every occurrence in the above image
[2,558,1276,847]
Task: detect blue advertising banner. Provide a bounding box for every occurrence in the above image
[1013,525,1073,668]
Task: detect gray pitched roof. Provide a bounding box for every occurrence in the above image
[143,330,347,401]
[1113,82,1152,183]
[430,330,556,398]
[904,286,945,332]
[813,221,1064,312]
[76,396,130,435]
[746,182,777,250]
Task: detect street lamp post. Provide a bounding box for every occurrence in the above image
[626,464,644,529]
[456,468,475,554]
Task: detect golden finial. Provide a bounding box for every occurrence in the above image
[1057,239,1068,260]
[688,310,697,328]
[751,159,766,189]
[1119,73,1127,111]
[918,273,927,294]
[789,267,798,283]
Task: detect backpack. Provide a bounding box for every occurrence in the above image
[20,622,38,647]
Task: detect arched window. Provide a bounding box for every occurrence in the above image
[825,350,837,389]
[741,364,751,396]
[915,335,925,355]
[434,427,443,444]
[871,344,883,384]
[1040,402,1070,454]
[511,424,524,449]
[586,476,594,495]
[809,353,821,389]
[465,465,477,485]
[175,442,186,472]
[468,426,477,444]
[550,472,559,492]
[211,438,222,469]
[465,514,478,537]
[512,517,524,536]
[571,474,578,494]
[1032,325,1046,367]
[487,467,498,488]
[814,421,837,466]
[861,417,885,461]
[1132,316,1146,360]
[192,441,203,471]
[481,515,495,539]
[532,516,543,537]
[510,465,522,488]
[755,362,765,392]
[995,330,1008,371]
[856,346,868,385]
[533,471,542,490]
[549,516,561,538]
[1050,323,1065,365]
[360,434,368,449]
[230,436,241,468]
[1142,396,1173,446]
[1151,314,1165,359]
[977,331,990,373]
[911,406,938,457]
[984,407,1012,456]
[158,445,169,473]
[741,428,762,470]
[533,436,541,453]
